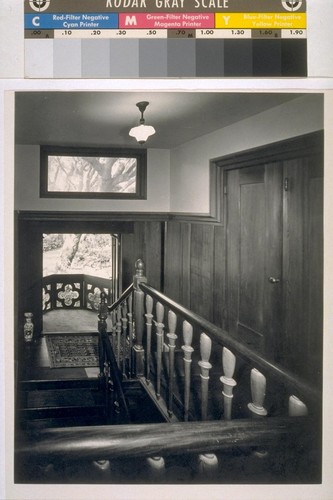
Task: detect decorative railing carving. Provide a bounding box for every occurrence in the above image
[42,274,112,312]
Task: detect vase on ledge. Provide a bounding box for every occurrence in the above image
[23,312,34,343]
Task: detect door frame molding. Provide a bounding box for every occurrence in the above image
[168,130,324,225]
[214,130,323,170]
[213,130,323,226]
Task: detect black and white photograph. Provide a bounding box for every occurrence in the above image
[12,90,324,487]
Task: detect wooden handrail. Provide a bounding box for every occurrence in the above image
[108,283,134,313]
[16,416,313,463]
[139,283,320,406]
[101,331,131,423]
[98,291,130,422]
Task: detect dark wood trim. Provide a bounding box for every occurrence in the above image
[214,130,324,170]
[17,213,135,234]
[16,416,314,463]
[40,145,147,200]
[17,210,170,223]
[17,210,220,226]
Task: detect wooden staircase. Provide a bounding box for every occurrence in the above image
[18,377,168,431]
[15,259,322,485]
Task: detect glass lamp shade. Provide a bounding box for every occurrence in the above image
[129,124,156,144]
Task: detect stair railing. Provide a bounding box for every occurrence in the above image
[16,414,314,464]
[98,291,131,423]
[100,259,320,421]
[106,283,134,376]
[92,258,321,478]
[16,258,321,481]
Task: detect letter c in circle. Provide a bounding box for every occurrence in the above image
[32,16,40,26]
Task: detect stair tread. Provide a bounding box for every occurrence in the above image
[25,388,102,408]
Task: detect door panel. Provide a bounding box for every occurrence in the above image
[224,145,323,380]
[239,181,266,336]
[226,162,283,356]
[264,162,284,358]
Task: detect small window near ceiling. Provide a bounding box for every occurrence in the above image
[40,146,147,199]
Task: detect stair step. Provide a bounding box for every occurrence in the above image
[19,387,106,422]
[25,388,100,408]
[19,405,106,421]
[18,380,168,426]
[20,378,100,391]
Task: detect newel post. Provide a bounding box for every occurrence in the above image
[133,259,147,377]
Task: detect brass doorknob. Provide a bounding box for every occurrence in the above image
[269,277,280,284]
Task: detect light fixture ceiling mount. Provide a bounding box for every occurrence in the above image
[129,101,156,145]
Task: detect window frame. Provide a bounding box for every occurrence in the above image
[40,145,147,200]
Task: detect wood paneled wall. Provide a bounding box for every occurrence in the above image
[163,132,323,383]
[121,221,163,292]
[164,221,225,330]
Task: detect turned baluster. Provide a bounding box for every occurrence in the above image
[198,453,219,478]
[248,368,268,460]
[220,347,237,420]
[116,306,122,367]
[92,460,110,475]
[121,300,128,376]
[248,368,268,417]
[198,333,212,421]
[198,333,218,476]
[167,310,177,416]
[133,259,147,377]
[146,456,165,479]
[127,292,133,377]
[181,320,194,422]
[155,301,165,399]
[145,294,154,384]
[288,395,308,417]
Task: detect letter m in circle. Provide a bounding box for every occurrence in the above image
[125,15,137,26]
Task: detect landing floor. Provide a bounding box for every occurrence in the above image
[42,309,102,334]
[21,335,100,381]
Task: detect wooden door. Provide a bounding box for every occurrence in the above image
[224,135,323,380]
[225,162,283,358]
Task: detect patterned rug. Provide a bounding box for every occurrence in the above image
[46,335,99,368]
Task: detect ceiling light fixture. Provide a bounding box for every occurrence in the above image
[129,101,155,145]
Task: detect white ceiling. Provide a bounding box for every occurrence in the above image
[15,91,304,149]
